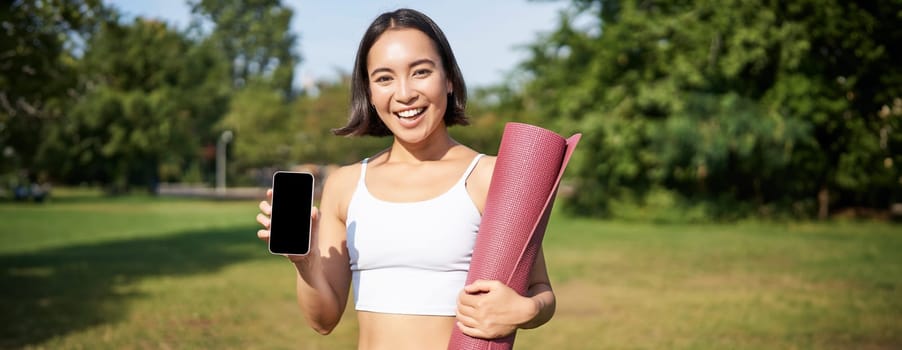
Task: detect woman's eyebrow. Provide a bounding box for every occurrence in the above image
[370,67,393,77]
[369,58,437,78]
[408,58,437,68]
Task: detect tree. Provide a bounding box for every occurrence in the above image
[295,76,393,165]
[517,0,901,219]
[218,75,392,173]
[451,83,539,156]
[0,0,112,180]
[37,18,231,191]
[216,84,294,170]
[189,0,299,96]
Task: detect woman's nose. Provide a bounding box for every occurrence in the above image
[394,78,418,104]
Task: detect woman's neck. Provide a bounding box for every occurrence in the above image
[386,129,459,163]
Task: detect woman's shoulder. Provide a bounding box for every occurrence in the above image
[463,152,496,213]
[454,145,493,163]
[450,144,494,176]
[476,154,496,167]
[320,161,372,221]
[471,154,495,185]
[323,162,362,191]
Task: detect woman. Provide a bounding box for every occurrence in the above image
[256,8,555,349]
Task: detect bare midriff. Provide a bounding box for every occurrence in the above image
[356,311,456,350]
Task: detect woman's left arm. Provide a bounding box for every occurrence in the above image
[520,247,556,329]
[456,153,555,338]
[455,247,556,339]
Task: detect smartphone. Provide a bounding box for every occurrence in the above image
[268,171,314,256]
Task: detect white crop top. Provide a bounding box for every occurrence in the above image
[345,154,484,316]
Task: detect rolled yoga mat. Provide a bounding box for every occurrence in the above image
[448,122,581,350]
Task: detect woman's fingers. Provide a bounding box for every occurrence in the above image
[256,213,271,228]
[457,288,478,308]
[256,228,270,242]
[256,188,274,243]
[310,206,319,229]
[258,200,271,216]
[456,321,490,340]
[463,279,497,294]
[455,312,479,328]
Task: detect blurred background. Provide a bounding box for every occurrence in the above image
[2,0,901,220]
[1,0,901,349]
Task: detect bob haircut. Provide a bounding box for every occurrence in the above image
[333,8,468,137]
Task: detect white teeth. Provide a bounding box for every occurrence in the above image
[397,108,424,118]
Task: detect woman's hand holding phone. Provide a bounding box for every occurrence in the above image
[256,187,319,263]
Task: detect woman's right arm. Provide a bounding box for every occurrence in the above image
[257,166,355,335]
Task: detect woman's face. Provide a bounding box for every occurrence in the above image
[367,28,452,145]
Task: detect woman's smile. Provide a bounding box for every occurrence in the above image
[396,107,425,119]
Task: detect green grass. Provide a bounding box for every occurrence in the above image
[1,195,900,349]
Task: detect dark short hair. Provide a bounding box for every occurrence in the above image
[333,8,468,137]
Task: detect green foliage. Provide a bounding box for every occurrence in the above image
[217,84,293,169]
[189,0,299,96]
[290,77,389,165]
[35,18,231,191]
[451,85,541,155]
[216,76,389,172]
[0,0,111,175]
[6,0,900,215]
[517,0,902,218]
[1,0,306,192]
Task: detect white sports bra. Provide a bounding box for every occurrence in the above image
[345,154,484,316]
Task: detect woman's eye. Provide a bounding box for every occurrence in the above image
[413,69,432,77]
[373,75,392,83]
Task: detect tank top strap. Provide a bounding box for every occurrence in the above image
[358,158,369,187]
[457,154,485,186]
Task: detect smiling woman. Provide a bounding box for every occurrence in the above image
[255,8,556,350]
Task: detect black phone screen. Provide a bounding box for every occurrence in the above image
[268,171,314,255]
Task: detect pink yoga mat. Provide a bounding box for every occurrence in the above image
[448,122,581,350]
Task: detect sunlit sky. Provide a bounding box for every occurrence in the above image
[105,0,571,90]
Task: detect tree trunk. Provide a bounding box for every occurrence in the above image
[818,186,830,220]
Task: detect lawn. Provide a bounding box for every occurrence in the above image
[1,194,900,349]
